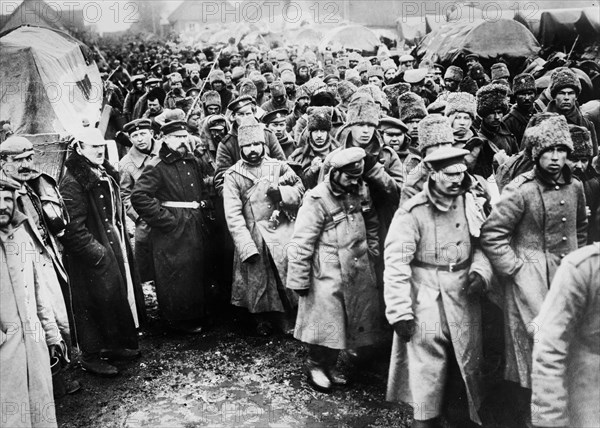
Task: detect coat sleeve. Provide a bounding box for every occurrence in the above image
[575,180,588,247]
[531,257,587,427]
[33,261,62,347]
[278,163,305,207]
[59,177,106,266]
[214,140,234,196]
[480,182,526,277]
[265,131,286,161]
[383,208,418,325]
[130,163,178,231]
[223,172,259,262]
[118,163,139,223]
[286,193,326,291]
[363,161,400,207]
[363,189,380,258]
[383,148,405,190]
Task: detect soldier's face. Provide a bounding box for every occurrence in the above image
[234,105,255,126]
[555,88,577,112]
[310,129,328,146]
[350,124,375,147]
[516,90,535,109]
[566,156,590,175]
[241,142,264,163]
[431,168,465,196]
[334,171,361,194]
[77,142,106,166]
[452,113,472,135]
[148,99,161,113]
[164,132,189,153]
[1,154,36,182]
[483,110,504,129]
[268,121,286,139]
[406,118,421,139]
[131,129,153,152]
[538,146,568,176]
[381,129,406,152]
[207,105,221,115]
[444,78,459,92]
[0,190,15,227]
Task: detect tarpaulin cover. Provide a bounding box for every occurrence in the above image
[319,25,381,52]
[0,26,102,136]
[417,18,540,64]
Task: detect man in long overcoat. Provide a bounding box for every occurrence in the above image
[131,121,212,333]
[531,242,599,428]
[223,118,304,336]
[481,114,588,426]
[1,179,62,428]
[287,147,386,393]
[59,128,144,376]
[384,147,493,427]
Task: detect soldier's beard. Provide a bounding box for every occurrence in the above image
[241,146,265,165]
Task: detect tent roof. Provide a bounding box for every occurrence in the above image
[0,0,68,33]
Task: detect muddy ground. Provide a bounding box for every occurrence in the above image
[55,284,413,428]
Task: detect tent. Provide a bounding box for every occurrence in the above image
[0,26,102,135]
[319,24,381,52]
[417,18,540,64]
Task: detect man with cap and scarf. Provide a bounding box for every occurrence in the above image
[502,73,537,147]
[223,117,304,336]
[398,92,428,150]
[262,109,296,158]
[261,80,294,113]
[384,146,493,428]
[474,83,519,179]
[545,67,598,156]
[378,117,420,184]
[119,119,159,284]
[131,121,212,334]
[164,72,186,110]
[0,176,64,428]
[60,128,144,376]
[287,147,385,393]
[214,95,286,194]
[289,107,337,190]
[124,74,147,122]
[481,115,588,427]
[443,66,463,93]
[133,78,163,120]
[285,86,310,134]
[210,69,235,113]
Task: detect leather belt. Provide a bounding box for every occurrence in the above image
[412,258,471,272]
[161,201,200,209]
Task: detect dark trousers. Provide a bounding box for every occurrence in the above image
[134,220,154,283]
[307,344,339,370]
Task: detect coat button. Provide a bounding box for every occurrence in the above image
[190,183,194,187]
[354,257,358,261]
[100,195,104,198]
[562,217,567,222]
[562,236,567,241]
[560,253,566,258]
[555,185,560,190]
[560,200,565,205]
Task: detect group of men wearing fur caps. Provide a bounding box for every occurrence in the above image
[3,42,599,428]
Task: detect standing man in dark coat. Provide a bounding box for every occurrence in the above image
[545,67,598,156]
[60,128,145,377]
[131,121,212,334]
[502,73,537,148]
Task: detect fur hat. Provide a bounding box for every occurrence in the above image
[569,125,592,158]
[381,59,397,73]
[427,99,447,115]
[357,84,386,108]
[280,69,296,84]
[238,78,258,100]
[444,65,463,82]
[383,82,410,114]
[528,115,573,160]
[356,61,370,74]
[209,69,226,84]
[337,80,357,103]
[459,76,478,95]
[307,107,333,132]
[550,67,581,97]
[302,77,327,97]
[397,92,428,122]
[271,80,286,98]
[238,117,265,147]
[344,68,361,86]
[417,115,455,152]
[468,63,487,80]
[260,61,274,74]
[367,66,384,80]
[346,94,380,126]
[202,90,221,108]
[231,66,245,81]
[445,92,476,118]
[512,73,536,94]
[348,52,363,63]
[490,63,510,81]
[310,91,337,107]
[476,83,510,117]
[249,72,267,92]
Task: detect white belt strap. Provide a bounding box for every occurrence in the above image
[161,201,200,209]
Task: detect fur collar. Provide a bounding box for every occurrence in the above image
[64,152,119,190]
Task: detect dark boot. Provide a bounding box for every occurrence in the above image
[100,348,141,361]
[412,418,441,428]
[81,353,119,377]
[306,345,336,393]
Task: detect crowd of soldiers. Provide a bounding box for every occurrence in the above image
[1,34,599,428]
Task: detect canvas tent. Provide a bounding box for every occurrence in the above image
[417,18,540,64]
[0,25,102,136]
